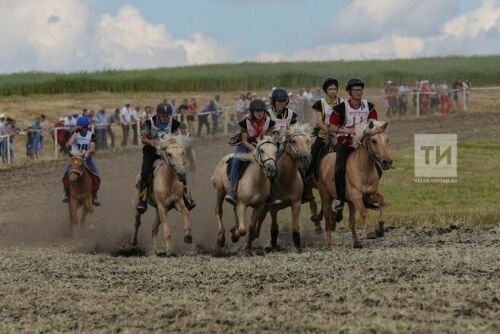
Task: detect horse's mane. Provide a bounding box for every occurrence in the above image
[235,135,276,162]
[354,120,388,140]
[157,134,186,151]
[286,123,310,138]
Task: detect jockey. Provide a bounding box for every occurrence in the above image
[224,99,278,205]
[267,88,298,133]
[329,77,379,222]
[62,116,101,206]
[304,77,343,196]
[136,102,196,214]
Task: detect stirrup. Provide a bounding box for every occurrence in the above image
[224,193,237,206]
[62,196,69,203]
[267,197,282,205]
[137,200,147,214]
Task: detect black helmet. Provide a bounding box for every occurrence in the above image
[271,88,289,104]
[346,77,365,92]
[156,103,173,115]
[249,99,267,112]
[322,77,339,93]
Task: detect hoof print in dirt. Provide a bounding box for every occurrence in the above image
[184,235,193,244]
[265,244,285,253]
[376,229,384,238]
[353,241,363,249]
[112,246,145,257]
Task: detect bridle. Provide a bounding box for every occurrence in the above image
[158,142,184,172]
[255,139,278,169]
[69,155,86,177]
[281,133,310,166]
[362,128,387,168]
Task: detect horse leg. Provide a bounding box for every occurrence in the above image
[373,192,386,238]
[157,204,174,255]
[351,192,375,240]
[178,201,192,244]
[291,201,302,251]
[246,209,259,255]
[269,208,281,250]
[132,211,142,246]
[82,195,94,230]
[322,194,334,248]
[215,188,226,247]
[348,202,361,248]
[231,203,246,242]
[151,211,163,255]
[254,206,269,241]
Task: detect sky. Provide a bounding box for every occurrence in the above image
[0,0,499,73]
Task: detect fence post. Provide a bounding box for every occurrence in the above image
[462,87,467,112]
[416,91,420,118]
[6,135,11,164]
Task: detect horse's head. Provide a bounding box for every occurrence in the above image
[156,135,186,182]
[68,151,86,183]
[235,133,278,178]
[283,124,311,165]
[362,120,393,170]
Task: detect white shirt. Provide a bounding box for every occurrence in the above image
[120,106,132,124]
[130,109,140,123]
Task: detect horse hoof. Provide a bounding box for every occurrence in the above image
[367,232,377,239]
[353,241,363,249]
[375,229,384,238]
[217,237,226,248]
[265,245,285,253]
[314,226,323,235]
[184,235,193,244]
[310,214,322,222]
[155,251,167,257]
[231,234,239,243]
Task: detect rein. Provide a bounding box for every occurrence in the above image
[69,156,87,177]
[256,140,278,169]
[362,128,386,167]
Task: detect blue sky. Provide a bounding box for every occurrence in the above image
[88,0,482,61]
[0,0,498,73]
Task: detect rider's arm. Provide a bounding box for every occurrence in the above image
[241,131,255,151]
[312,101,329,133]
[329,107,355,135]
[367,102,378,120]
[66,132,77,146]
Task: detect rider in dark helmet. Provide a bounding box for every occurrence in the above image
[328,77,379,222]
[136,102,196,214]
[224,99,279,205]
[304,77,343,202]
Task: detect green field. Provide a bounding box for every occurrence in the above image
[1,56,499,96]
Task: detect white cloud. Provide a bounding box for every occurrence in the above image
[0,0,234,73]
[268,0,500,61]
[256,51,285,62]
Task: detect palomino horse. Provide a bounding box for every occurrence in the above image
[67,151,94,235]
[251,124,311,252]
[132,135,193,255]
[317,120,392,248]
[211,134,278,249]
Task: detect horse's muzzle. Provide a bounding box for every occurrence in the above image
[381,158,393,170]
[265,165,277,178]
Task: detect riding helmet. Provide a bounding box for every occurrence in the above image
[156,103,173,115]
[270,88,289,104]
[345,77,365,92]
[249,99,267,112]
[322,77,339,93]
[76,116,90,128]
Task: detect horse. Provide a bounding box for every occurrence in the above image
[250,124,311,252]
[211,133,278,250]
[317,120,392,248]
[132,134,193,255]
[67,151,94,236]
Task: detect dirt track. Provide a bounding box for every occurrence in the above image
[0,111,499,332]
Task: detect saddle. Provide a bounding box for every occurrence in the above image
[226,157,251,181]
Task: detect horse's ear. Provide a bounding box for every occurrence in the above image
[259,131,265,141]
[381,121,388,130]
[368,120,374,129]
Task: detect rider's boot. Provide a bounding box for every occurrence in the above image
[62,188,70,203]
[224,182,238,206]
[92,189,101,207]
[136,182,148,214]
[334,199,345,223]
[183,187,196,211]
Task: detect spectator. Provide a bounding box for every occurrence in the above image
[227,113,238,132]
[210,94,223,135]
[197,99,211,136]
[439,82,451,114]
[0,114,6,162]
[3,118,16,163]
[95,109,109,150]
[398,83,410,115]
[120,103,132,146]
[420,81,430,114]
[178,99,189,123]
[451,80,461,111]
[130,106,140,145]
[54,117,67,153]
[40,114,49,155]
[430,82,440,112]
[187,98,197,136]
[302,88,313,101]
[170,99,177,119]
[30,117,42,159]
[312,87,322,102]
[386,81,398,117]
[107,108,120,149]
[235,94,247,122]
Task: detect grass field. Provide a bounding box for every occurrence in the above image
[0,56,499,96]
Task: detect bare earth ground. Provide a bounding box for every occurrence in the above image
[0,111,499,333]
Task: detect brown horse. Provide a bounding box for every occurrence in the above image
[251,124,311,252]
[132,135,193,255]
[317,120,392,248]
[211,134,278,249]
[67,151,94,236]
